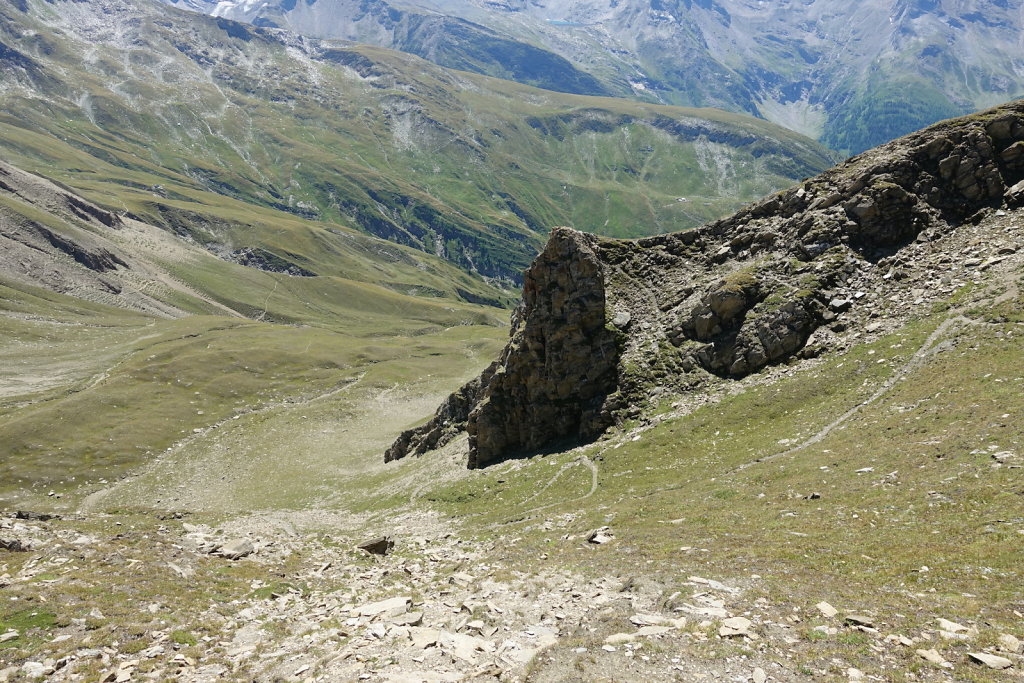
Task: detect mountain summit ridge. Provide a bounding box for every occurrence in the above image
[179,0,1024,153]
[387,100,1024,467]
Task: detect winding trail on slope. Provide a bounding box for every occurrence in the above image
[730,313,973,473]
[486,455,599,529]
[728,237,1022,474]
[79,372,367,512]
[442,314,968,529]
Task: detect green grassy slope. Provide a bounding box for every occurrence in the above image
[0,0,837,283]
[9,236,1014,681]
[0,273,507,504]
[405,279,1024,679]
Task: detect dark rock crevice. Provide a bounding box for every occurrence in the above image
[36,224,128,272]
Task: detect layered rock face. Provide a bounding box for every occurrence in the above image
[386,101,1024,468]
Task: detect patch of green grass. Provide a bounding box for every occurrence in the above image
[0,608,57,647]
[170,630,198,646]
[0,288,505,508]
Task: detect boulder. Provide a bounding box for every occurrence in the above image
[357,596,411,619]
[357,536,394,556]
[214,539,253,560]
[967,652,1013,669]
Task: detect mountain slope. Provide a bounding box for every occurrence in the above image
[388,99,1024,467]
[170,0,613,96]
[0,0,837,504]
[202,0,1024,153]
[0,154,512,501]
[1,0,836,285]
[0,106,1021,683]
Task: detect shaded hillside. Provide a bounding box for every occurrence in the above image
[388,100,1024,467]
[0,160,503,323]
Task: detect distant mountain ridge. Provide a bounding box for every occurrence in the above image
[163,0,613,96]
[182,0,1024,153]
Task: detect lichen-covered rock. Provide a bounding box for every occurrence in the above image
[386,100,1024,468]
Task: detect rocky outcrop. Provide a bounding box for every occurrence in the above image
[0,160,192,317]
[231,247,317,277]
[386,229,620,467]
[465,229,620,468]
[386,100,1024,468]
[36,225,128,273]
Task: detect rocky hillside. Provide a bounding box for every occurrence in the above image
[164,0,613,97]
[197,0,1024,153]
[388,100,1024,468]
[2,106,1021,683]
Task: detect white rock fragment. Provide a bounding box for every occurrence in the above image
[20,662,47,680]
[936,618,968,633]
[390,611,423,627]
[357,596,410,619]
[409,627,441,649]
[967,652,1013,669]
[816,601,838,618]
[719,616,753,638]
[215,539,254,560]
[630,614,686,628]
[998,633,1021,653]
[687,576,737,593]
[634,625,673,637]
[844,614,874,628]
[440,630,487,663]
[916,648,951,668]
[604,625,673,645]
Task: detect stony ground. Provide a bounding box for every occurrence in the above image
[15,365,1024,668]
[1,435,1022,683]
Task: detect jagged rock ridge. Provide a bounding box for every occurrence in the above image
[386,100,1024,468]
